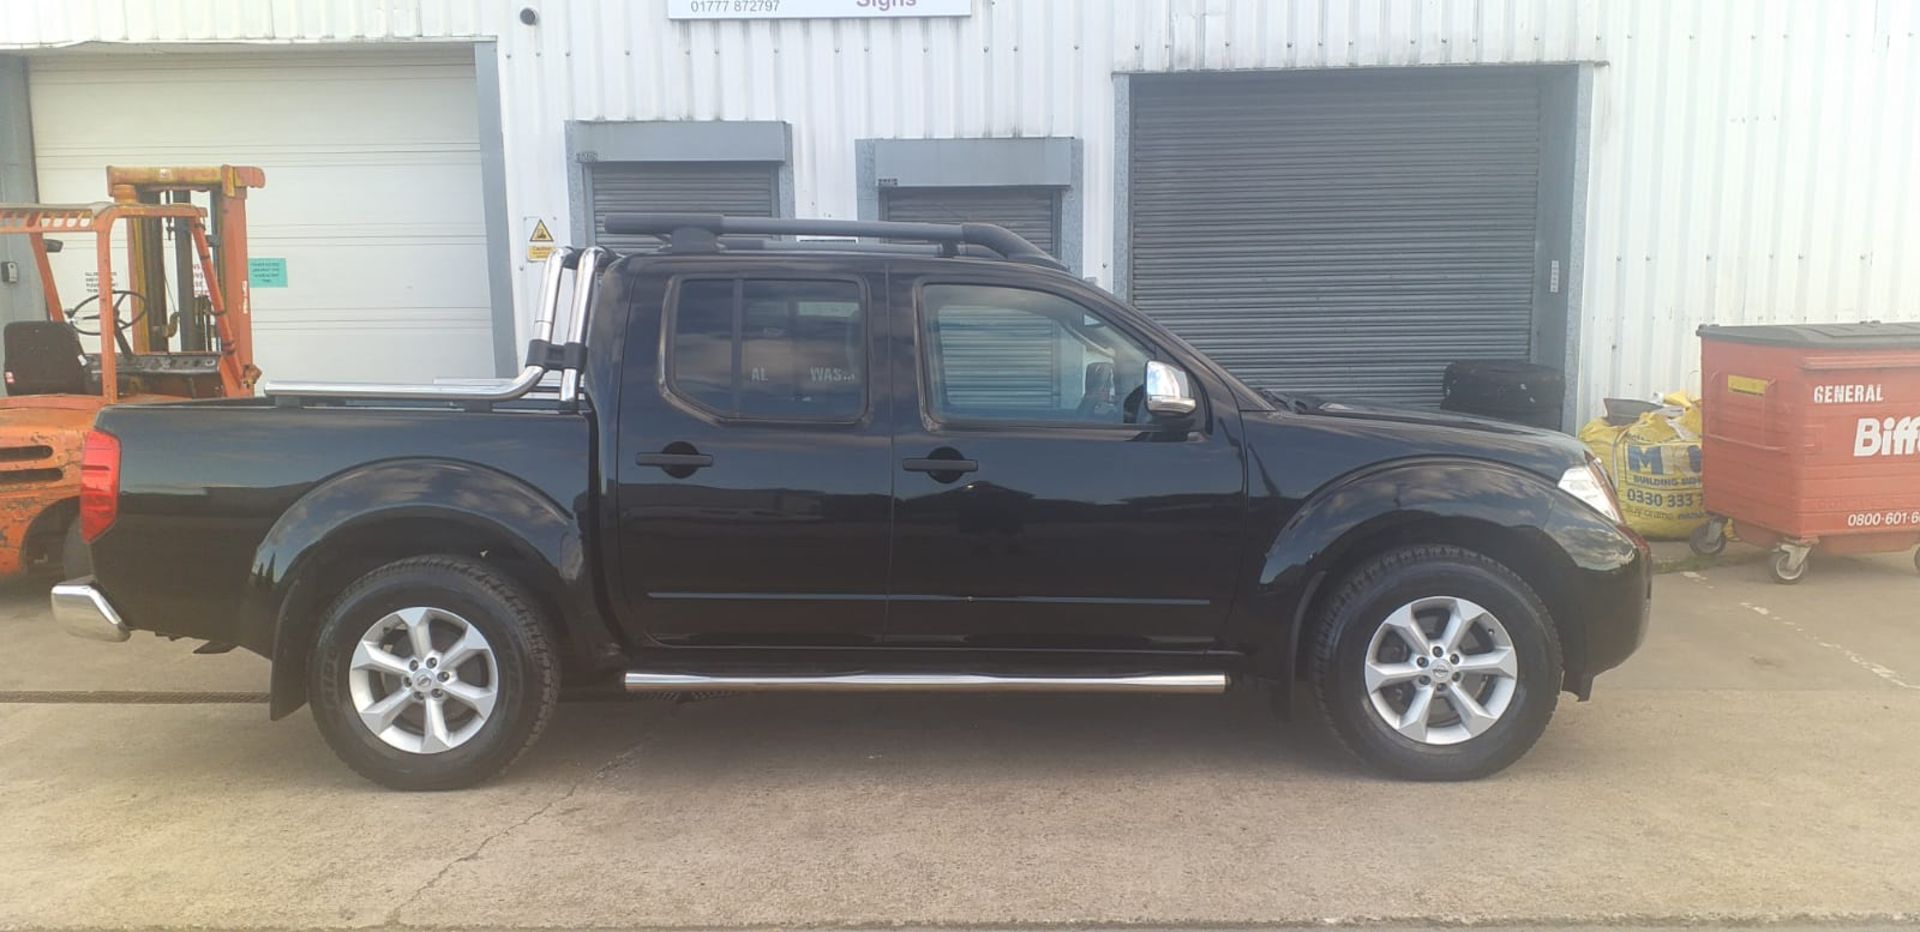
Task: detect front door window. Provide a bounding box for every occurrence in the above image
[922,284,1154,426]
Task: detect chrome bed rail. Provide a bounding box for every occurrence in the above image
[262,246,608,404]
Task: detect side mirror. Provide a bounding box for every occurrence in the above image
[1144,360,1197,417]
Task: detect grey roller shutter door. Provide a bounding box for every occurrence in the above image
[1130,71,1543,407]
[588,162,778,251]
[930,307,1062,412]
[882,187,1059,256]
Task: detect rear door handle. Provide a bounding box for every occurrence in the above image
[636,453,714,468]
[902,457,978,474]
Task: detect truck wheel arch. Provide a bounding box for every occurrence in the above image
[248,460,622,720]
[1243,459,1597,708]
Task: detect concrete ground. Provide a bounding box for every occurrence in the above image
[2,552,1919,931]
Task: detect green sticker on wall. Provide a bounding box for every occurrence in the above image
[249,257,288,288]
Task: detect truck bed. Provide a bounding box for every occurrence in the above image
[91,398,594,655]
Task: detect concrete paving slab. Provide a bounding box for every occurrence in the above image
[4,690,1920,929]
[2,558,1919,930]
[1605,572,1917,691]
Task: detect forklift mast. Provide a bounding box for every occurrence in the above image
[108,165,262,366]
[0,164,263,402]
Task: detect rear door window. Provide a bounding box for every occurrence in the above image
[667,278,866,421]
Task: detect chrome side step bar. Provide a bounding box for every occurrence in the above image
[623,671,1228,694]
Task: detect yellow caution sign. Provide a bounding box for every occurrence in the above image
[525,219,556,262]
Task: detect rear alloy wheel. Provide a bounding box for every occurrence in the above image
[347,606,500,754]
[1312,545,1562,781]
[309,556,559,790]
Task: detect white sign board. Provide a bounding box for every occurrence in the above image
[669,0,971,20]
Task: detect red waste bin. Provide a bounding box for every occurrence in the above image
[1694,322,1920,583]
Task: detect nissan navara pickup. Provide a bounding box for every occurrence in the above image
[53,215,1650,790]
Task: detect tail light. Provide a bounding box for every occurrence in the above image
[78,429,120,542]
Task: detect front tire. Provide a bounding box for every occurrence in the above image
[309,556,560,790]
[1310,545,1563,781]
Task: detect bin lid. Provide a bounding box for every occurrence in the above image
[1698,321,1920,348]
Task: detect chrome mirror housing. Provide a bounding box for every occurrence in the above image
[1144,360,1197,417]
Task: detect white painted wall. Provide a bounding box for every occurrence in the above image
[8,0,1917,415]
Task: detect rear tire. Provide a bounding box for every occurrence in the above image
[1310,545,1562,781]
[308,556,560,790]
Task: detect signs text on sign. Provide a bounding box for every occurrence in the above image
[668,0,971,20]
[249,257,289,288]
[1814,382,1885,404]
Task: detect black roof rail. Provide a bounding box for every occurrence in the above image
[601,213,1065,270]
[716,237,1007,260]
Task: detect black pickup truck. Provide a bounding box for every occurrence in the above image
[53,216,1649,790]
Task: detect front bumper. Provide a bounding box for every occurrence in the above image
[1542,499,1654,700]
[51,578,130,642]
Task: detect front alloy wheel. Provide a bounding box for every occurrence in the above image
[1312,545,1562,781]
[1362,597,1520,746]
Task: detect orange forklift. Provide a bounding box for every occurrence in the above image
[0,165,263,581]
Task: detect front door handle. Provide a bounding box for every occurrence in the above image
[902,449,978,482]
[635,453,714,468]
[637,442,713,478]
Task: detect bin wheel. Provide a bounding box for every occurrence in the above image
[1689,520,1727,557]
[1770,548,1809,585]
[1913,548,1920,576]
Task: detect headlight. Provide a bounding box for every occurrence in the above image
[1558,458,1622,523]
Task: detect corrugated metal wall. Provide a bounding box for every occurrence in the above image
[881,187,1059,255]
[1129,69,1545,407]
[7,0,1917,417]
[587,162,778,250]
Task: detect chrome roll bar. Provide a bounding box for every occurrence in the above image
[557,246,606,402]
[262,246,606,404]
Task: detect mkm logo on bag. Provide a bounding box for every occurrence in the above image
[1625,443,1704,475]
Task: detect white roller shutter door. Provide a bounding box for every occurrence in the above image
[30,48,492,382]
